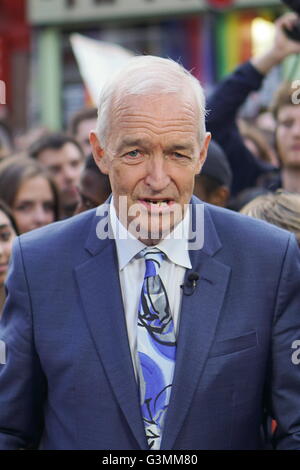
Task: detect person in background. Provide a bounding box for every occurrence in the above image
[253,106,277,145]
[0,200,17,314]
[69,108,98,158]
[238,119,278,166]
[0,156,60,234]
[75,154,111,214]
[240,190,300,245]
[270,82,300,193]
[206,12,300,196]
[0,121,13,160]
[14,127,50,153]
[193,139,232,207]
[228,187,272,212]
[29,133,84,219]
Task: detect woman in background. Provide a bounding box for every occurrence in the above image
[0,200,18,314]
[0,156,60,234]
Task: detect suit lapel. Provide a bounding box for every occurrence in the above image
[161,203,231,450]
[74,210,148,450]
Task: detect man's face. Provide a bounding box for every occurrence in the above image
[75,169,111,214]
[37,143,84,208]
[91,93,210,244]
[76,118,97,157]
[277,105,300,168]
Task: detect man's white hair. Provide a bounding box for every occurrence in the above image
[96,55,207,147]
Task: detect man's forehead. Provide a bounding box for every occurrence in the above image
[111,92,198,119]
[39,143,82,161]
[77,118,97,135]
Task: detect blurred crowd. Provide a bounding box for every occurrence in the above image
[1,12,300,315]
[0,107,112,311]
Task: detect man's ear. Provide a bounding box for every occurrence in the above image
[90,131,109,175]
[196,132,211,173]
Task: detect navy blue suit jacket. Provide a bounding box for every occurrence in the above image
[0,198,300,449]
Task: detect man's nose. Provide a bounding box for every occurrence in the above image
[63,165,79,184]
[144,157,171,191]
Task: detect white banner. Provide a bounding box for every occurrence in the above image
[70,34,135,105]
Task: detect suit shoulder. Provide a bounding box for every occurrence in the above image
[205,203,293,247]
[18,209,96,253]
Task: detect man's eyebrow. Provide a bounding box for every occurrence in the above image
[0,224,10,230]
[165,143,194,153]
[116,139,195,154]
[116,138,149,153]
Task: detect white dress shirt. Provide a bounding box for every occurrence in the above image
[110,198,191,378]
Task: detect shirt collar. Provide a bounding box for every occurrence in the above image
[110,196,192,271]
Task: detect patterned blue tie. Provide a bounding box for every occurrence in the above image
[137,247,177,450]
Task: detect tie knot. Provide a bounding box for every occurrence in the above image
[140,247,164,278]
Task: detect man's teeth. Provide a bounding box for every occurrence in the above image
[146,200,169,206]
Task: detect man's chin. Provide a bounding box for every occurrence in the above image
[116,198,187,241]
[61,193,80,208]
[127,215,181,243]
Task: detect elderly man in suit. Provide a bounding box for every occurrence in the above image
[0,56,300,450]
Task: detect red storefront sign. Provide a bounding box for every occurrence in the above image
[0,0,29,109]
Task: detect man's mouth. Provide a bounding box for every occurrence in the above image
[137,199,177,212]
[138,198,174,207]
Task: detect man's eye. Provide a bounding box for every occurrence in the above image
[173,152,189,159]
[126,150,140,157]
[49,166,61,174]
[71,160,81,168]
